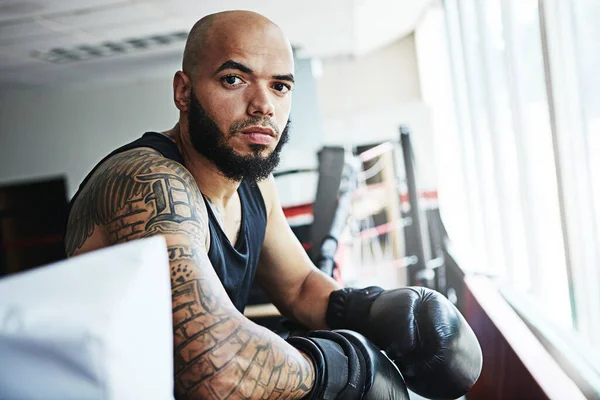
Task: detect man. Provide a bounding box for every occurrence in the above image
[65,10,482,400]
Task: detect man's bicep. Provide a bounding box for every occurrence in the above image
[103,150,208,246]
[69,148,237,315]
[66,148,209,255]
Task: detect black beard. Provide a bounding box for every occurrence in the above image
[187,89,290,183]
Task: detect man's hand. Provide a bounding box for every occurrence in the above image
[326,286,483,399]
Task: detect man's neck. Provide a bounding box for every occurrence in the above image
[163,124,241,209]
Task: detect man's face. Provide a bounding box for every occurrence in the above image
[187,88,290,182]
[186,24,295,182]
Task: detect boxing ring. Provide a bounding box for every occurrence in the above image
[246,126,448,321]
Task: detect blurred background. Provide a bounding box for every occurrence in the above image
[0,0,599,398]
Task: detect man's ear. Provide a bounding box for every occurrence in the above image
[173,71,191,112]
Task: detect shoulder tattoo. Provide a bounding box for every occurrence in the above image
[65,148,206,255]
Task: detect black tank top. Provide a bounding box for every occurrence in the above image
[67,132,268,312]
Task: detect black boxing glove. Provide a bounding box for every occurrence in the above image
[287,329,409,400]
[326,286,483,399]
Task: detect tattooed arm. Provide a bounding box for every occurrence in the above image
[65,149,315,399]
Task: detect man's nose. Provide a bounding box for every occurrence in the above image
[247,85,275,117]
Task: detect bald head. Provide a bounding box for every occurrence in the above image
[182,10,292,77]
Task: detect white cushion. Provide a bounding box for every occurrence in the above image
[0,237,174,400]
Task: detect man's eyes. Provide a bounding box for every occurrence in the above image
[220,75,292,93]
[221,75,244,86]
[273,82,292,93]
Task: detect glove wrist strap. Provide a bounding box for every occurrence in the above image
[326,287,385,332]
[287,331,366,400]
[286,336,327,400]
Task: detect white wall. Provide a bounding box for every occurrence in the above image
[0,77,177,198]
[0,57,323,201]
[316,34,439,191]
[318,34,422,115]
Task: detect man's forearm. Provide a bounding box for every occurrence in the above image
[171,245,315,399]
[175,311,315,398]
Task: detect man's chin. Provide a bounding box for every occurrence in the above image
[239,146,273,158]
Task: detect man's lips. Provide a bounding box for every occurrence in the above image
[240,126,275,145]
[238,126,276,145]
[239,126,276,137]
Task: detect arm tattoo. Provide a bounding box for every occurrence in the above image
[66,148,314,399]
[171,246,314,399]
[65,148,204,254]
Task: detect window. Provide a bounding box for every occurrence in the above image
[542,0,600,357]
[438,0,572,327]
[418,0,600,369]
[572,0,600,352]
[501,0,571,328]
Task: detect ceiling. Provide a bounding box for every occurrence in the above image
[0,0,432,89]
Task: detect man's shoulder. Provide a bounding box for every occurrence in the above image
[90,147,192,185]
[256,175,277,217]
[99,146,168,171]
